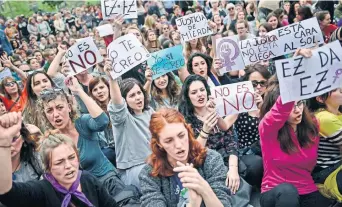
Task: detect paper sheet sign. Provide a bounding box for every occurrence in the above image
[101,0,137,19]
[64,37,103,76]
[216,36,245,73]
[107,33,150,79]
[176,12,213,42]
[147,45,185,79]
[239,17,324,66]
[211,81,258,116]
[276,41,342,103]
[96,24,114,37]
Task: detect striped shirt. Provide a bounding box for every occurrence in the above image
[315,110,342,169]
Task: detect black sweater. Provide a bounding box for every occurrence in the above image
[0,171,117,207]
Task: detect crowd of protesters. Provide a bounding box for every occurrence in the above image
[0,0,342,206]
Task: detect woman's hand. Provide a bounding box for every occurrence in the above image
[206,96,216,113]
[294,48,313,58]
[254,90,263,109]
[0,55,13,68]
[113,14,124,29]
[104,58,115,80]
[202,110,218,134]
[0,112,22,144]
[65,76,82,95]
[226,167,240,195]
[145,67,153,83]
[174,161,209,199]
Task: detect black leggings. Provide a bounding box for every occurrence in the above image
[260,183,332,207]
[240,154,263,187]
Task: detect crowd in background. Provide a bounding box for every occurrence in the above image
[0,0,342,207]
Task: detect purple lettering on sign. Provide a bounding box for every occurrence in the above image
[217,39,240,71]
[333,68,342,84]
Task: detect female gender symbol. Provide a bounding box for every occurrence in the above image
[333,68,342,84]
[217,39,240,72]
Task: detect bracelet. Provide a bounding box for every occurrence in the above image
[201,129,209,135]
[199,133,208,139]
[0,145,11,148]
[229,165,238,168]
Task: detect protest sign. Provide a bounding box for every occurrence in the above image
[147,45,185,79]
[211,81,258,116]
[64,37,103,76]
[216,36,245,73]
[96,24,114,37]
[0,68,12,81]
[101,0,137,19]
[107,33,150,79]
[176,12,213,42]
[239,17,324,65]
[276,41,342,103]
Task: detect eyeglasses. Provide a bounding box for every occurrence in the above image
[293,100,305,110]
[4,81,16,87]
[39,88,65,101]
[12,134,22,143]
[252,80,267,88]
[228,7,235,11]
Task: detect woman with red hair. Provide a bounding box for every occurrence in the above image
[139,108,231,207]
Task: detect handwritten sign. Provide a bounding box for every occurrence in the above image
[101,0,137,19]
[216,36,245,73]
[211,81,257,116]
[176,12,213,42]
[147,45,185,79]
[0,68,12,81]
[107,33,150,79]
[96,24,114,37]
[240,17,324,65]
[276,41,342,103]
[64,37,103,76]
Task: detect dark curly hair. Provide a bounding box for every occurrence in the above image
[187,52,213,76]
[178,75,211,121]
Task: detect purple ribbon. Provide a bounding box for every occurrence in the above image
[44,170,94,207]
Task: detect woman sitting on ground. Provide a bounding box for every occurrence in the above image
[0,112,118,207]
[139,108,231,207]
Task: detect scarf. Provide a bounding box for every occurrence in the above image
[44,170,94,207]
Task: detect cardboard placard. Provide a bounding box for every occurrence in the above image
[107,33,150,79]
[176,12,213,42]
[64,37,103,76]
[211,81,258,116]
[147,45,185,79]
[101,0,137,19]
[239,17,324,65]
[96,24,114,37]
[276,41,342,103]
[216,36,246,73]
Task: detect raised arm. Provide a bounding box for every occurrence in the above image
[66,77,103,118]
[143,67,153,94]
[0,112,22,194]
[46,45,67,78]
[0,55,27,81]
[104,58,124,105]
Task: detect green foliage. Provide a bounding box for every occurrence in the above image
[42,1,64,8]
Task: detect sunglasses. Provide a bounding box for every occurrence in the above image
[252,80,267,88]
[12,134,22,143]
[228,7,235,11]
[40,88,64,101]
[4,81,16,87]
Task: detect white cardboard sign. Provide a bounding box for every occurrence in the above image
[239,17,324,65]
[107,33,150,79]
[96,24,114,37]
[216,36,246,73]
[276,41,342,103]
[64,37,103,76]
[101,0,137,19]
[211,81,258,116]
[176,12,213,42]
